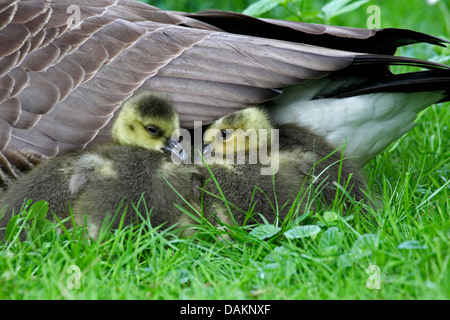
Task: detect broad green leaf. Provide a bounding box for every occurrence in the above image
[284,225,321,239]
[250,224,281,240]
[323,211,340,224]
[337,234,378,268]
[333,0,370,16]
[263,262,281,270]
[321,0,351,20]
[398,240,428,250]
[5,215,21,240]
[317,212,353,227]
[264,245,292,262]
[321,0,370,21]
[318,227,343,256]
[350,233,378,259]
[34,219,55,237]
[243,0,285,16]
[337,252,354,268]
[28,200,49,221]
[297,10,322,22]
[301,253,337,263]
[177,268,191,285]
[262,254,297,278]
[430,55,450,64]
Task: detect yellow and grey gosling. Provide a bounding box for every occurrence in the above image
[200,107,368,227]
[0,93,195,240]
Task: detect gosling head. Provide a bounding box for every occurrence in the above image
[112,92,185,161]
[203,107,274,157]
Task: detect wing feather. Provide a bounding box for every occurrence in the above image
[0,0,447,173]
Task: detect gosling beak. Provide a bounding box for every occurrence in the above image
[202,143,214,157]
[162,139,185,162]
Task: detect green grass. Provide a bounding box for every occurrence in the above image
[0,0,449,300]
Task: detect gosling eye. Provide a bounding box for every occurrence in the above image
[220,129,232,140]
[146,126,159,136]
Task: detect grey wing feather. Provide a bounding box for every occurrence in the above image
[0,0,448,178]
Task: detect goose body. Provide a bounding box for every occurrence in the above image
[0,0,448,179]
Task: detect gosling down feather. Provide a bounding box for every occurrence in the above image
[0,0,449,180]
[201,107,367,226]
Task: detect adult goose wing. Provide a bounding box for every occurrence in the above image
[0,0,448,181]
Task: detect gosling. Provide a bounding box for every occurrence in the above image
[0,93,197,240]
[200,107,367,226]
